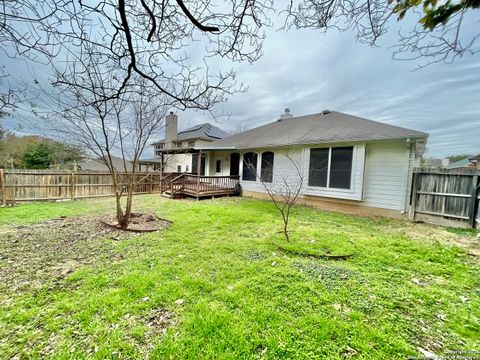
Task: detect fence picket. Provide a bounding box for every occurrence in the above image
[0,170,161,204]
[412,168,480,228]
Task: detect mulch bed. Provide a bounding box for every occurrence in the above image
[101,211,172,232]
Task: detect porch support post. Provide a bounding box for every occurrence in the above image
[196,151,202,194]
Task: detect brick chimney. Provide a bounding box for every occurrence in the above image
[165,112,178,149]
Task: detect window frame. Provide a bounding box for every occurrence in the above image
[188,140,195,147]
[308,146,354,190]
[177,165,182,172]
[215,159,222,173]
[260,151,274,183]
[241,152,258,182]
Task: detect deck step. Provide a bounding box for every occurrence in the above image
[161,191,172,198]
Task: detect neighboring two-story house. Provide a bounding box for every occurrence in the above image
[146,112,229,173]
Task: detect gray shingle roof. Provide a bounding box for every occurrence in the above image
[152,123,229,144]
[78,156,134,171]
[199,111,428,150]
[445,158,470,169]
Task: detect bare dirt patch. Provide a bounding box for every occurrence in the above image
[0,216,132,293]
[405,223,480,257]
[101,211,172,232]
[145,308,177,335]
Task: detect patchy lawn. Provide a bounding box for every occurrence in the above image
[0,195,479,359]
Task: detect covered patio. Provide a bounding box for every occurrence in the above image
[156,149,240,199]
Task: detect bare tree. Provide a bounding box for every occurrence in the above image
[1,0,477,116]
[245,151,304,241]
[285,0,480,66]
[1,0,274,113]
[232,120,250,134]
[44,42,170,228]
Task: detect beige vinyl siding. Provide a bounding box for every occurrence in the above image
[206,151,232,176]
[363,140,410,211]
[162,153,193,173]
[238,147,304,193]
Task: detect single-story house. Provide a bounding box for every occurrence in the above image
[140,112,229,173]
[446,154,480,170]
[197,109,428,218]
[76,156,135,172]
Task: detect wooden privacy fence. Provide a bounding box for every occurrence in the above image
[0,170,162,205]
[410,168,480,228]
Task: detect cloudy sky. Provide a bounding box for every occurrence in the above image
[179,20,480,158]
[2,10,479,158]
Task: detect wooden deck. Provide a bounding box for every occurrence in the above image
[160,173,240,199]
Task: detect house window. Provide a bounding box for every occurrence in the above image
[261,151,274,183]
[188,140,195,147]
[242,152,257,181]
[186,165,189,172]
[308,148,329,187]
[308,146,353,189]
[216,160,222,173]
[156,143,165,150]
[177,165,182,172]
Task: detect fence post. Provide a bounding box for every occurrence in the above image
[0,169,6,207]
[409,171,419,222]
[468,175,479,228]
[71,173,76,200]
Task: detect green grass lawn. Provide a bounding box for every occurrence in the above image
[0,195,479,359]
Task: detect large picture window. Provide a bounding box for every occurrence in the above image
[308,147,353,189]
[242,152,258,181]
[260,152,274,183]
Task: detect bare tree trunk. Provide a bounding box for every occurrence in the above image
[283,214,289,242]
[122,181,134,228]
[280,210,290,242]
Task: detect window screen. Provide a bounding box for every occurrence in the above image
[261,152,274,183]
[329,147,353,189]
[242,152,257,181]
[308,148,329,187]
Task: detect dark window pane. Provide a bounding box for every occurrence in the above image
[308,148,329,187]
[242,152,258,181]
[329,147,353,189]
[261,152,274,183]
[216,160,222,173]
[230,153,240,176]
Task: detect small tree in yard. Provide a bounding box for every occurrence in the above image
[47,44,170,228]
[246,152,304,242]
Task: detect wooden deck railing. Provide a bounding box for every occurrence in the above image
[164,173,240,198]
[160,172,181,193]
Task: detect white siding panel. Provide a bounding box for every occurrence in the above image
[363,140,410,211]
[239,147,305,193]
[208,151,232,176]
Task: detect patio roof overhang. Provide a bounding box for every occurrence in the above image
[154,147,201,155]
[138,158,163,164]
[194,146,237,151]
